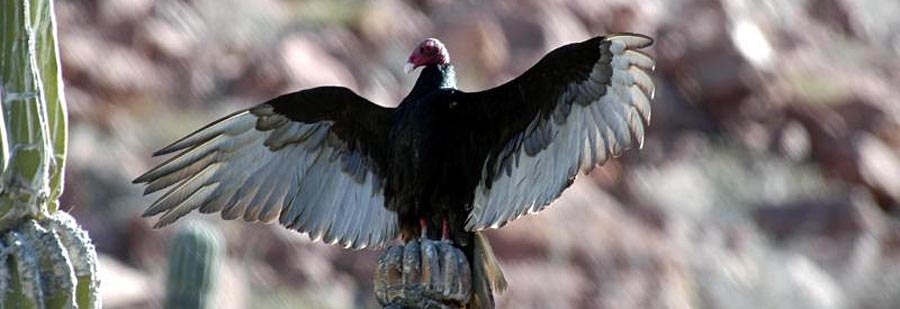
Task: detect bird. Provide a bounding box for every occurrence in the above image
[134,33,655,308]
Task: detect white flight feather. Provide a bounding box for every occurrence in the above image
[467,34,655,230]
[146,111,398,250]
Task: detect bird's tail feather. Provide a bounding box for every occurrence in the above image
[469,231,507,309]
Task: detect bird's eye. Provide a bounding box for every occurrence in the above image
[419,47,426,53]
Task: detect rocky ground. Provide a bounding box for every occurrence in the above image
[55,0,900,308]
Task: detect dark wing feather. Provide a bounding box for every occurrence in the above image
[134,86,399,249]
[453,34,655,230]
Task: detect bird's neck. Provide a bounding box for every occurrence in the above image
[404,64,456,103]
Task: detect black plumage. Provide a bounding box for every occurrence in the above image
[134,33,655,307]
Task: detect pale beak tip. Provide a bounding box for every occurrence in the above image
[404,62,416,74]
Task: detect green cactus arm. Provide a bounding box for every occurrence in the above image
[0,0,64,227]
[165,222,224,309]
[0,0,45,226]
[0,214,101,309]
[0,1,100,308]
[47,211,100,308]
[3,230,45,308]
[0,241,7,299]
[20,220,77,309]
[0,88,7,176]
[29,0,67,213]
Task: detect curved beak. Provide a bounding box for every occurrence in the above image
[404,62,417,74]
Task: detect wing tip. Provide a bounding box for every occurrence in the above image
[142,203,167,218]
[151,215,183,229]
[142,205,169,227]
[132,174,149,184]
[605,33,655,49]
[152,147,176,157]
[153,135,204,156]
[150,109,256,158]
[143,184,166,195]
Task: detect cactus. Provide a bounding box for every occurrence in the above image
[375,239,472,309]
[1,212,100,308]
[0,0,100,308]
[165,222,223,309]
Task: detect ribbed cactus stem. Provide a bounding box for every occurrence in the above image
[0,0,99,308]
[376,239,473,308]
[47,211,99,308]
[165,222,223,309]
[3,230,44,308]
[20,220,77,309]
[0,212,99,309]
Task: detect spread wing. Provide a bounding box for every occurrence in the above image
[134,86,399,249]
[455,34,656,230]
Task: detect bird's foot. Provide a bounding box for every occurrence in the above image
[375,239,472,309]
[420,217,428,239]
[441,217,450,241]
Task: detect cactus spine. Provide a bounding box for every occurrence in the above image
[165,222,223,309]
[0,0,100,308]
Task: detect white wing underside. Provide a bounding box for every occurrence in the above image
[467,34,656,230]
[140,110,398,249]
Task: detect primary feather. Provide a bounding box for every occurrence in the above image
[135,33,655,308]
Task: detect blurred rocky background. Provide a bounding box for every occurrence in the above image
[55,0,900,308]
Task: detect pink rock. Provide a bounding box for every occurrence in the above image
[279,36,359,90]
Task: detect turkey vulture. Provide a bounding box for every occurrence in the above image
[135,33,655,307]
